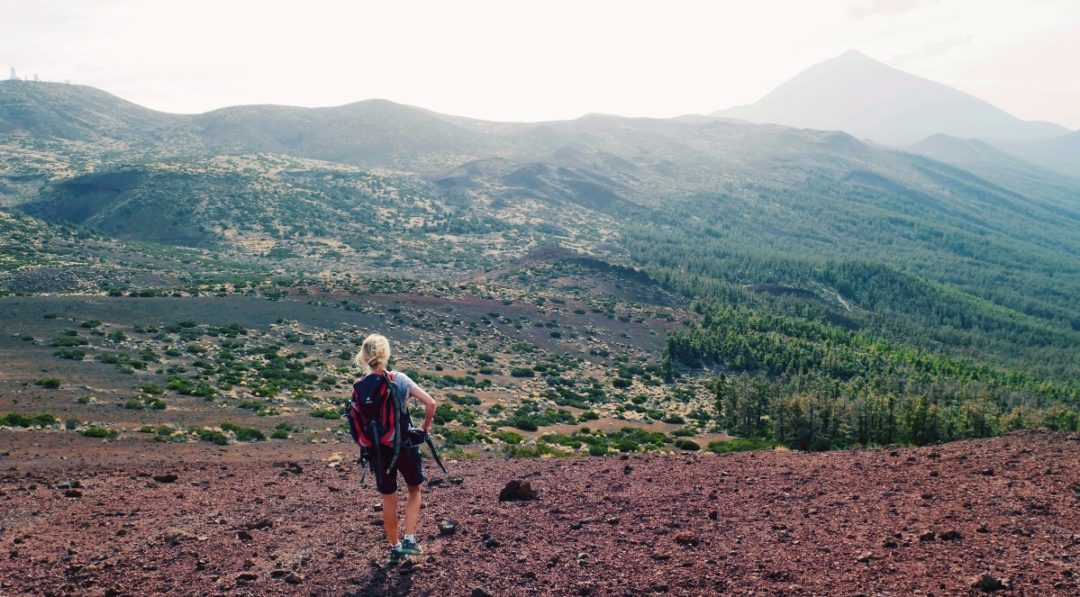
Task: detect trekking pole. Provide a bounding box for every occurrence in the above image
[425,435,448,473]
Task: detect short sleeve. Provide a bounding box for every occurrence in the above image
[393,371,419,401]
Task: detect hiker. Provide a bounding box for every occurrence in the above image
[348,333,437,565]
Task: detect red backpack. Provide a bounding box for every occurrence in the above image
[347,372,405,474]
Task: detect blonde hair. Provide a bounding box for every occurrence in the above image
[355,333,391,372]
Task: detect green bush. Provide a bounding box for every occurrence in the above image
[34,377,61,389]
[309,407,341,419]
[674,438,701,451]
[510,367,535,378]
[81,426,118,439]
[52,335,87,347]
[221,421,265,442]
[1,412,57,428]
[707,438,779,454]
[495,430,524,444]
[53,345,86,360]
[449,393,481,406]
[196,428,229,445]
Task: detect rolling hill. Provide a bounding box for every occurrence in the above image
[2,77,1079,454]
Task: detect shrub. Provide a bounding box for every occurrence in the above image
[270,428,290,440]
[662,414,686,425]
[707,438,779,454]
[509,416,538,431]
[449,393,481,406]
[81,426,118,439]
[1,412,57,428]
[309,408,341,420]
[510,367,535,378]
[52,335,87,347]
[196,428,229,445]
[495,430,524,444]
[612,378,632,389]
[439,428,481,446]
[221,421,265,442]
[578,411,600,422]
[674,438,701,451]
[503,443,557,458]
[34,377,61,389]
[588,442,609,456]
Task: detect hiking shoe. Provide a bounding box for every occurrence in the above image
[400,537,423,556]
[388,545,407,566]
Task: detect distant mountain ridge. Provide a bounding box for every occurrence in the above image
[712,50,1070,145]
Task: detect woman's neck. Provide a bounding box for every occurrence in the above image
[371,367,387,375]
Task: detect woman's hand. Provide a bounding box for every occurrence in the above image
[410,385,437,434]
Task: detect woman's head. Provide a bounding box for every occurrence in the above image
[356,333,391,373]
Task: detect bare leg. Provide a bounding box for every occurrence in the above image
[382,492,398,544]
[404,484,422,535]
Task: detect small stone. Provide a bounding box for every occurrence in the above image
[56,480,81,490]
[153,474,178,483]
[236,530,253,542]
[883,539,899,549]
[940,530,963,541]
[674,531,700,546]
[64,489,82,498]
[709,511,719,521]
[976,523,990,533]
[472,588,492,597]
[236,573,257,584]
[438,520,458,536]
[856,550,874,563]
[919,530,936,542]
[243,519,273,530]
[569,521,583,530]
[972,573,1008,592]
[483,538,501,549]
[980,468,995,476]
[163,527,195,545]
[284,572,303,585]
[498,480,538,502]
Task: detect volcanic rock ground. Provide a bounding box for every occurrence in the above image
[0,431,1077,596]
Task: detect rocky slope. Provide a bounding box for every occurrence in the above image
[0,431,1077,595]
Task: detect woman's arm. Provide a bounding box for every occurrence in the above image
[410,385,437,433]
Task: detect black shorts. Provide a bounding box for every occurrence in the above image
[370,445,425,495]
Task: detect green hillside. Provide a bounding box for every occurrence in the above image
[3,80,1079,448]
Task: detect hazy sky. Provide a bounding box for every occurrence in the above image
[3,0,1079,128]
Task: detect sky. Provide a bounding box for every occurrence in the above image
[3,0,1079,128]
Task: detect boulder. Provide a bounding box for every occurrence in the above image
[498,480,538,502]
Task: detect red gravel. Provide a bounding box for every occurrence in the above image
[1,431,1078,596]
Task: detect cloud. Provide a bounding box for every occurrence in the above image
[891,35,974,67]
[847,0,924,20]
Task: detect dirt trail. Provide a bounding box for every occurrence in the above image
[1,431,1077,595]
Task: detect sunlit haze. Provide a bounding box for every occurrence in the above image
[4,0,1080,126]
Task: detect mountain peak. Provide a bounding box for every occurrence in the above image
[835,48,876,62]
[712,50,1068,145]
